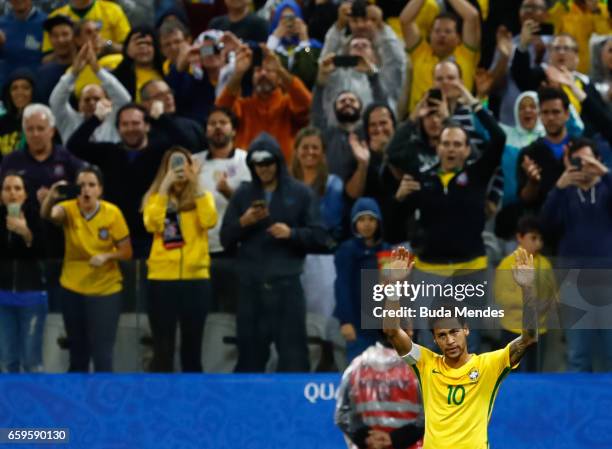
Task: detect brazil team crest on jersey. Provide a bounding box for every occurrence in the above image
[98,228,110,240]
[456,172,469,186]
[468,368,480,382]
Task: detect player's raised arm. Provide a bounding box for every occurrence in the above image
[509,248,539,366]
[382,247,414,357]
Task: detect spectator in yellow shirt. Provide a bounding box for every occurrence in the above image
[494,216,558,372]
[40,165,132,372]
[142,147,218,372]
[400,0,481,113]
[43,0,130,55]
[548,0,611,74]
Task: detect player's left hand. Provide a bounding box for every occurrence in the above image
[512,247,535,288]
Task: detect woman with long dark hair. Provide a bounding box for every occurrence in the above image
[112,26,165,102]
[143,146,217,372]
[41,165,132,372]
[0,171,47,372]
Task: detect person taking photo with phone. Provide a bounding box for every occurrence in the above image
[221,132,331,372]
[40,165,132,372]
[142,147,217,372]
[0,171,47,373]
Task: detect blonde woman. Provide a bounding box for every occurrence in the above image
[143,146,217,372]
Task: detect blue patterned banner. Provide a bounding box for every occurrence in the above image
[0,373,610,449]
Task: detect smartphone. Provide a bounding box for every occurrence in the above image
[7,202,20,218]
[570,157,582,170]
[57,184,81,200]
[200,45,215,57]
[333,55,360,68]
[251,199,266,209]
[427,88,443,106]
[170,153,186,171]
[252,46,263,67]
[534,23,554,36]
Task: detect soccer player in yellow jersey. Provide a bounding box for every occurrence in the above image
[383,247,538,449]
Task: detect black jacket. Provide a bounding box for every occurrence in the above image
[401,108,506,263]
[66,114,194,252]
[220,133,332,280]
[0,203,46,291]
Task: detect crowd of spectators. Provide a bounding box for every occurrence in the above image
[0,0,611,374]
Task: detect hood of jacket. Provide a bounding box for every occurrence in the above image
[350,196,382,239]
[504,91,544,149]
[2,68,35,118]
[270,0,304,48]
[246,132,289,185]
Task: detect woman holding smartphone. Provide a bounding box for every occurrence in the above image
[142,147,217,372]
[41,166,132,372]
[0,171,47,372]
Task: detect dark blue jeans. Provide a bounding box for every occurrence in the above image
[236,275,309,372]
[147,279,210,372]
[0,296,47,373]
[60,287,121,372]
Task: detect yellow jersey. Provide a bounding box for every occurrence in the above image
[43,0,131,53]
[143,193,218,281]
[403,343,515,449]
[407,39,480,113]
[59,199,130,296]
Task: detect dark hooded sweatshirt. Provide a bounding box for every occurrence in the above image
[220,132,332,281]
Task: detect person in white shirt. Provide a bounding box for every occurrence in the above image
[194,107,251,312]
[49,40,131,144]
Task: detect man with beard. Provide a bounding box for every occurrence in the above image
[215,44,312,162]
[66,102,196,256]
[312,61,382,200]
[193,107,251,312]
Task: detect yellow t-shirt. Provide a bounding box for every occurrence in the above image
[59,199,130,296]
[494,252,558,334]
[408,39,480,113]
[70,54,123,98]
[404,343,515,449]
[548,1,611,74]
[134,66,162,103]
[43,0,131,53]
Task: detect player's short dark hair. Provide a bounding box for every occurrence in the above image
[568,137,600,158]
[428,303,468,334]
[516,215,542,237]
[537,87,570,111]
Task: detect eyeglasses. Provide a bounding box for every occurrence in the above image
[551,45,578,53]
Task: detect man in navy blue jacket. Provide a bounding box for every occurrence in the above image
[221,132,331,372]
[540,137,612,372]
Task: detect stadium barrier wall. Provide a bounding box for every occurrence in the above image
[0,373,611,448]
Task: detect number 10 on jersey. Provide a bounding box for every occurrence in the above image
[447,385,465,405]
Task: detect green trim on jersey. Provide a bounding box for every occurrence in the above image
[487,367,511,420]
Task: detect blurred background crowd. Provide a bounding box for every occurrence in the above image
[0,0,611,376]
